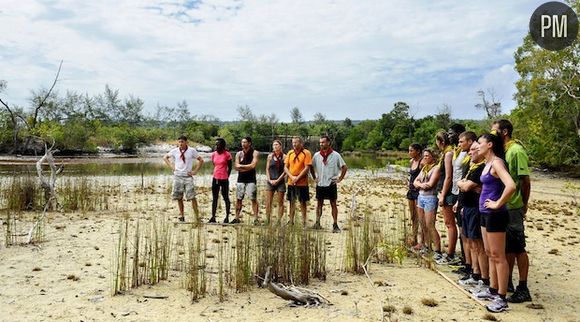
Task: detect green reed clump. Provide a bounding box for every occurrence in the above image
[344,210,376,274]
[254,224,326,286]
[3,210,18,247]
[185,225,207,301]
[112,213,174,295]
[1,176,40,211]
[234,226,252,292]
[112,213,130,295]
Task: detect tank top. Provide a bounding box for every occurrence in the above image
[409,159,421,191]
[451,151,468,195]
[268,152,285,180]
[238,148,257,183]
[479,159,507,214]
[419,166,437,196]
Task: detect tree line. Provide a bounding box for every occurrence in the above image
[1,21,578,169]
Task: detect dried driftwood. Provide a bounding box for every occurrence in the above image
[26,141,62,243]
[262,266,330,307]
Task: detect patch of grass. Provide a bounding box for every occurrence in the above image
[402,306,413,315]
[67,274,80,281]
[382,305,396,313]
[32,267,42,272]
[482,313,498,321]
[421,298,438,307]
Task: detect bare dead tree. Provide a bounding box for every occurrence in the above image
[0,60,63,154]
[26,139,63,243]
[475,89,502,119]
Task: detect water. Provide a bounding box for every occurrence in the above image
[0,153,405,176]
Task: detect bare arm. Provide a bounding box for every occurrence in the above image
[458,178,478,192]
[440,151,453,195]
[163,154,174,171]
[521,175,531,214]
[336,165,348,183]
[485,161,516,210]
[295,165,311,183]
[427,166,441,189]
[190,156,204,175]
[413,172,424,189]
[237,151,259,172]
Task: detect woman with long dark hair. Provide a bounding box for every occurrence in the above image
[474,131,515,313]
[407,143,423,248]
[209,138,232,223]
[265,140,287,224]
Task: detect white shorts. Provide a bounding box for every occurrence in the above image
[236,182,257,200]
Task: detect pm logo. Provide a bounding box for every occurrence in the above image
[530,1,578,51]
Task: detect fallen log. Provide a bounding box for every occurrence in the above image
[262,266,330,307]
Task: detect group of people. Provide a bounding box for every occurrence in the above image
[406,119,531,313]
[163,135,348,232]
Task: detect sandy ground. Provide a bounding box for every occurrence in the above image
[0,169,579,322]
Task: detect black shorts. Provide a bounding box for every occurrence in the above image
[287,185,310,202]
[506,208,527,253]
[445,193,458,206]
[316,184,337,200]
[406,189,419,201]
[480,210,509,233]
[462,207,482,239]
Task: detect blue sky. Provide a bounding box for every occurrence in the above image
[0,0,544,121]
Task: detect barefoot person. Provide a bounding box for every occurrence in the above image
[163,135,204,222]
[310,135,348,233]
[475,131,515,313]
[457,140,490,291]
[407,143,424,248]
[265,140,287,224]
[413,148,442,257]
[231,137,260,224]
[284,136,312,227]
[209,138,232,224]
[492,119,532,303]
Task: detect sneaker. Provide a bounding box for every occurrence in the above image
[447,256,462,266]
[452,266,469,275]
[507,286,532,303]
[332,223,341,233]
[468,280,486,294]
[230,218,241,224]
[435,254,450,265]
[223,217,229,224]
[458,276,479,286]
[178,216,185,222]
[486,297,509,313]
[312,222,322,230]
[475,287,493,300]
[432,252,444,261]
[208,216,217,223]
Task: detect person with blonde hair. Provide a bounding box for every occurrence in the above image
[413,148,441,256]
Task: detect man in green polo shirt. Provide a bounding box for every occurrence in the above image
[492,119,532,303]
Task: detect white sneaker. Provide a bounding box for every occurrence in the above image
[435,253,449,265]
[468,280,486,294]
[433,252,444,261]
[475,288,498,300]
[486,297,510,313]
[458,277,479,286]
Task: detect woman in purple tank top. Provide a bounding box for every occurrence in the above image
[476,131,516,313]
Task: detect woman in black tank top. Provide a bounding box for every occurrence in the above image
[407,143,423,248]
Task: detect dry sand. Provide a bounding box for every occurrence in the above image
[0,169,578,322]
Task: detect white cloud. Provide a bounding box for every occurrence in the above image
[0,0,538,120]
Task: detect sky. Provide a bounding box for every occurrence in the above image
[0,0,545,121]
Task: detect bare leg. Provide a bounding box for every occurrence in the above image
[235,199,243,220]
[288,200,295,224]
[276,191,285,220]
[265,190,274,222]
[177,199,184,218]
[408,199,418,245]
[443,205,457,256]
[330,199,338,225]
[488,231,508,295]
[300,201,308,227]
[191,198,200,222]
[252,199,259,220]
[316,199,324,223]
[425,209,441,252]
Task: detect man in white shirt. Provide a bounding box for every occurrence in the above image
[163,135,204,222]
[310,135,347,232]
